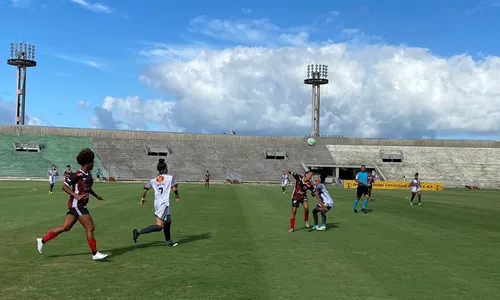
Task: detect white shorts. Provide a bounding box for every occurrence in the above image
[154,201,170,221]
[411,187,421,193]
[282,182,288,187]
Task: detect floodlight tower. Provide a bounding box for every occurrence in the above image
[304,64,328,137]
[7,42,37,125]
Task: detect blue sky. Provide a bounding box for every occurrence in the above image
[1,0,500,139]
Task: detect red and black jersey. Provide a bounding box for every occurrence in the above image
[368,175,375,186]
[63,170,73,181]
[64,169,94,208]
[290,172,316,200]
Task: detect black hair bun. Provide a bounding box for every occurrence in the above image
[159,159,165,164]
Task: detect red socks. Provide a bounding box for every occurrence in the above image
[87,238,97,254]
[42,231,57,243]
[304,211,309,222]
[290,218,296,229]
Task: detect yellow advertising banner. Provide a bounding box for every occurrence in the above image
[343,180,443,191]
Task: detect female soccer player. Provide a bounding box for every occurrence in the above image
[37,148,108,260]
[286,170,326,232]
[410,172,422,206]
[48,165,58,195]
[132,158,180,247]
[281,170,289,193]
[312,176,334,231]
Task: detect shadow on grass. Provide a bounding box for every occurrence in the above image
[306,222,340,232]
[45,233,212,259]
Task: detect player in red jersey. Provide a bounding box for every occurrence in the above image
[286,170,326,232]
[36,148,109,260]
[63,164,72,181]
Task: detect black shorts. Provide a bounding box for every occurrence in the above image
[97,175,100,178]
[67,206,89,218]
[292,198,308,208]
[357,185,369,198]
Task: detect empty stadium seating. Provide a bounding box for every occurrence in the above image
[327,145,500,187]
[2,125,500,188]
[90,138,334,182]
[0,134,109,179]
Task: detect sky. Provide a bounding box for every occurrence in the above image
[1,0,500,139]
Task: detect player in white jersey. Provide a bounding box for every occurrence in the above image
[132,159,180,247]
[48,165,59,195]
[281,170,289,193]
[312,177,334,231]
[410,172,422,206]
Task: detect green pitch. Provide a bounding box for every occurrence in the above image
[0,181,499,300]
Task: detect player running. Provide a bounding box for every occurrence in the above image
[37,148,108,260]
[132,158,179,247]
[367,173,375,201]
[205,170,210,188]
[353,164,370,213]
[312,176,334,231]
[410,172,422,206]
[48,165,58,195]
[281,170,289,193]
[286,170,326,232]
[63,165,72,181]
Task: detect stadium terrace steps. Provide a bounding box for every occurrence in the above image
[0,134,108,178]
[326,145,500,187]
[89,138,335,182]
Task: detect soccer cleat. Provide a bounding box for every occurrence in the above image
[305,221,310,228]
[362,208,367,214]
[317,225,326,231]
[410,202,414,206]
[132,229,139,243]
[92,252,109,260]
[418,203,422,206]
[311,225,319,230]
[353,209,358,213]
[165,240,178,247]
[288,228,294,232]
[36,238,43,254]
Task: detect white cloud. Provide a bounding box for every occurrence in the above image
[70,0,112,14]
[0,99,44,125]
[86,16,500,138]
[121,43,500,138]
[77,100,91,109]
[26,115,43,126]
[242,8,252,14]
[90,96,182,132]
[188,16,310,46]
[53,53,106,70]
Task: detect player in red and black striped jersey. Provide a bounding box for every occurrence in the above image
[286,170,326,232]
[36,148,109,261]
[63,165,72,181]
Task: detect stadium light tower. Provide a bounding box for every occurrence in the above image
[304,64,329,137]
[7,42,37,125]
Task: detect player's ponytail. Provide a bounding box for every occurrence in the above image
[157,159,167,172]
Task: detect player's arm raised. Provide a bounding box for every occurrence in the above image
[286,170,300,181]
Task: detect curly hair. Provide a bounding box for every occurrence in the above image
[76,148,95,166]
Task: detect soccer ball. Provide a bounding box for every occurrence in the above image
[307,138,316,146]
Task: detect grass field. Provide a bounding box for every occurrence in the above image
[1,181,499,300]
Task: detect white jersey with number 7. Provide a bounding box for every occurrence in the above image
[144,174,177,206]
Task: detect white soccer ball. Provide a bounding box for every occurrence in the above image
[307,137,316,146]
